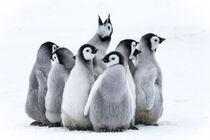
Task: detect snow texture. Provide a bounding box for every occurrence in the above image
[0,0,210,139]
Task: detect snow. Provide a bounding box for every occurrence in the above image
[0,0,210,139]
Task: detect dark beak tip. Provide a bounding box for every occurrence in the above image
[161,38,166,42]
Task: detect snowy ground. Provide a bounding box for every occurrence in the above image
[0,0,210,139]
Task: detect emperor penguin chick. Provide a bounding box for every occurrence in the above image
[134,33,166,125]
[25,41,59,126]
[88,14,113,78]
[84,51,133,132]
[115,39,141,129]
[61,44,98,130]
[45,48,75,127]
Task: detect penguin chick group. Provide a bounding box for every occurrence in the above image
[25,14,166,132]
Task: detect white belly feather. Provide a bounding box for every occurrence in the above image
[62,64,91,126]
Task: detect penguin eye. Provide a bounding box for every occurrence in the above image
[86,49,90,52]
[54,56,56,59]
[107,25,111,30]
[111,57,115,60]
[154,39,158,42]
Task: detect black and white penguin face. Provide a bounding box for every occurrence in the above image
[140,33,166,52]
[52,44,59,53]
[81,44,98,61]
[52,48,75,68]
[129,41,139,60]
[97,14,113,39]
[102,51,124,67]
[51,53,60,63]
[150,36,164,52]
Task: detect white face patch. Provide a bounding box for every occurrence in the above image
[52,44,59,53]
[106,54,120,67]
[83,47,96,60]
[129,41,137,60]
[52,54,60,64]
[150,36,160,52]
[97,23,112,38]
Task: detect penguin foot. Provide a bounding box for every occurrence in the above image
[30,121,42,126]
[129,126,139,130]
[66,126,76,131]
[115,128,124,132]
[48,123,62,127]
[30,121,48,127]
[144,123,159,126]
[96,128,109,132]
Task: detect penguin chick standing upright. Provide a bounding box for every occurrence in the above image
[88,14,113,78]
[134,33,165,125]
[45,48,75,127]
[61,44,98,130]
[25,42,59,126]
[84,51,133,132]
[115,39,141,129]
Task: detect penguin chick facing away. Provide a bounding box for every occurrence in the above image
[45,48,75,127]
[61,44,98,130]
[25,41,59,126]
[134,33,166,125]
[84,51,133,132]
[88,14,113,78]
[115,39,141,129]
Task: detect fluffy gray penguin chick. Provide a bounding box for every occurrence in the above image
[84,51,133,132]
[115,39,141,129]
[61,44,97,130]
[88,14,113,78]
[25,41,59,126]
[45,48,75,127]
[134,33,165,125]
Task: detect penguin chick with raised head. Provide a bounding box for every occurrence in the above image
[88,14,113,78]
[115,39,141,129]
[61,44,97,130]
[134,33,165,125]
[45,48,75,127]
[84,51,133,132]
[25,41,59,126]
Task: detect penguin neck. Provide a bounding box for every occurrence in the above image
[89,34,111,49]
[137,43,156,65]
[118,50,134,73]
[55,63,71,73]
[77,55,94,75]
[36,47,52,66]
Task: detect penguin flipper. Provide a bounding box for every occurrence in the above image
[84,74,104,116]
[142,69,157,110]
[36,70,47,114]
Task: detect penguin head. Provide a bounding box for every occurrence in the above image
[78,44,98,61]
[140,33,166,52]
[117,39,141,60]
[37,41,60,63]
[52,44,59,53]
[97,14,113,40]
[40,41,59,54]
[52,48,75,69]
[102,51,124,67]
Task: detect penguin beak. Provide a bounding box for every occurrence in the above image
[159,37,166,43]
[101,57,109,63]
[73,55,76,60]
[133,49,142,56]
[50,55,54,61]
[92,48,98,54]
